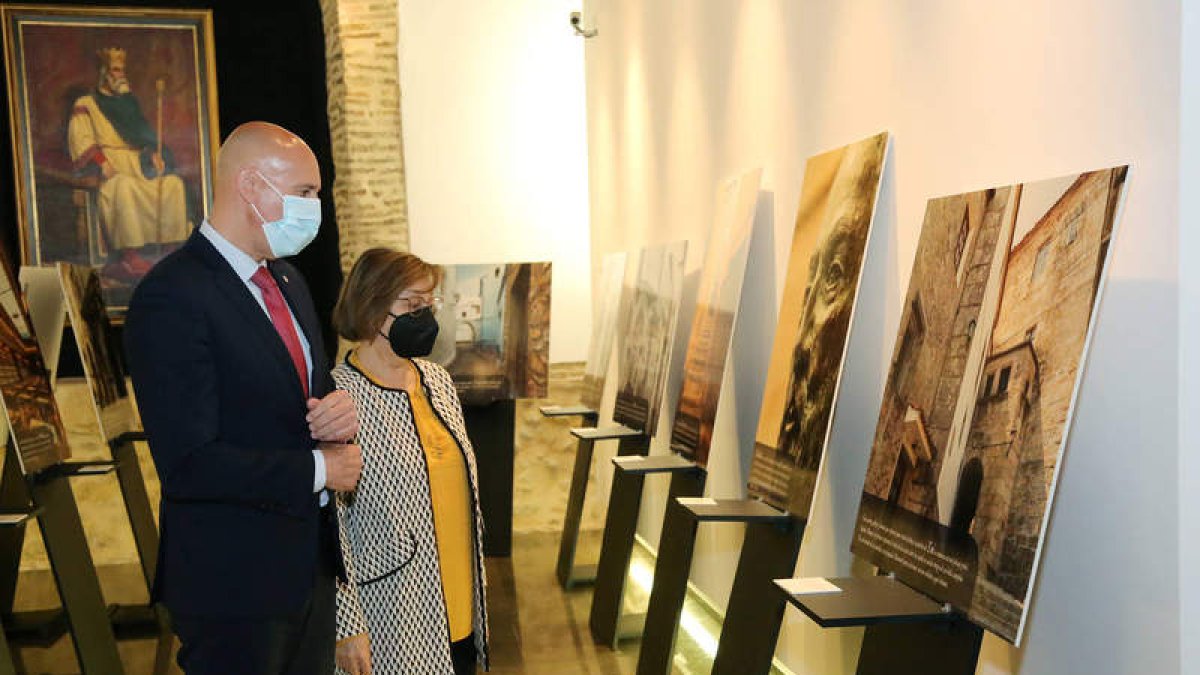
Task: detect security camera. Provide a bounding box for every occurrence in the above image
[570,11,597,38]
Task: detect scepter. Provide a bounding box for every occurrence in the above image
[155,77,165,250]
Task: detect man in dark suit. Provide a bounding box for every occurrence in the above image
[125,122,362,674]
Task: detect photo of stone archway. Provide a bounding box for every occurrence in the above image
[852,166,1129,644]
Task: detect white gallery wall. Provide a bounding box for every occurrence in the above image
[397,0,592,362]
[583,1,1182,674]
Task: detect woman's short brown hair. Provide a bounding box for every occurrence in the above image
[333,248,442,341]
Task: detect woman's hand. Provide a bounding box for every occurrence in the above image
[335,633,372,675]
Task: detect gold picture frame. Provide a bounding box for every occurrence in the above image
[2,5,219,320]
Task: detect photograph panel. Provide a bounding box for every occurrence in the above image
[851,167,1129,644]
[746,132,889,514]
[670,168,762,465]
[612,241,687,436]
[580,251,626,410]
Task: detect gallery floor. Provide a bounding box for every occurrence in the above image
[7,531,740,675]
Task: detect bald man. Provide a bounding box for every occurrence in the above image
[125,122,362,674]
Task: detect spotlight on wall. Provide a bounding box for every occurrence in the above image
[570,11,598,38]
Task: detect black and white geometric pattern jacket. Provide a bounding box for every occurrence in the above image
[333,357,490,673]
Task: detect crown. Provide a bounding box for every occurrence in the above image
[96,47,126,68]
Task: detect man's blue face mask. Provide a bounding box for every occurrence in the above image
[248,170,322,258]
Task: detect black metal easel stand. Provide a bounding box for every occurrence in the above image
[537,405,602,589]
[0,443,125,674]
[588,451,702,649]
[778,574,983,675]
[463,399,516,557]
[631,498,803,675]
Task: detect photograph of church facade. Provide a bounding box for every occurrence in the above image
[433,262,552,405]
[0,255,68,475]
[747,133,888,514]
[579,252,626,410]
[853,167,1128,644]
[1,7,219,318]
[58,262,135,441]
[613,241,687,436]
[669,168,760,466]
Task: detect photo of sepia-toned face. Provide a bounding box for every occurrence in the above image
[747,132,888,515]
[430,262,551,405]
[851,167,1128,645]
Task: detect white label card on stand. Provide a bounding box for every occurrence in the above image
[677,497,718,506]
[775,577,843,596]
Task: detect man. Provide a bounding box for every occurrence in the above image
[69,47,190,279]
[125,122,362,674]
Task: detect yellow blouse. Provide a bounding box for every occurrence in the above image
[350,352,475,642]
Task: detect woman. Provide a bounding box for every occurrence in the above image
[331,248,489,675]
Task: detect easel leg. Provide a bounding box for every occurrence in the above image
[634,469,705,675]
[710,519,806,675]
[556,434,597,588]
[856,620,982,675]
[588,435,650,648]
[28,474,125,673]
[0,451,28,616]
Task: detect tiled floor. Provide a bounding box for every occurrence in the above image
[5,530,732,675]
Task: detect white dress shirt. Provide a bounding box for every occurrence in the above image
[199,222,328,501]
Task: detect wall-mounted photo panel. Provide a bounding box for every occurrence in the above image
[431,262,552,405]
[0,254,69,474]
[580,252,627,411]
[612,241,687,436]
[851,167,1128,645]
[670,168,762,465]
[58,262,136,441]
[747,132,889,514]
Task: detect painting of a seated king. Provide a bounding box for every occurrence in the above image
[2,6,218,319]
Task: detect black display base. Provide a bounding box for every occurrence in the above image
[588,451,702,649]
[463,399,516,557]
[777,575,983,675]
[627,498,804,675]
[0,444,125,674]
[552,409,601,589]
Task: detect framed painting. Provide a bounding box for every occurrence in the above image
[2,5,219,320]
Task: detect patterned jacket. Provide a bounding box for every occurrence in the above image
[333,357,489,672]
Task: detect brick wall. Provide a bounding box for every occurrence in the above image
[320,0,410,271]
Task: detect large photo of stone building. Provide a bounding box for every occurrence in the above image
[747,132,888,514]
[0,255,69,474]
[669,168,761,465]
[852,167,1128,644]
[431,262,551,405]
[612,241,687,436]
[579,252,626,410]
[58,263,135,440]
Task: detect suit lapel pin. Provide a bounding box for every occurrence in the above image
[282,274,289,283]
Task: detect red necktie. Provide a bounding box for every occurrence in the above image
[250,266,309,398]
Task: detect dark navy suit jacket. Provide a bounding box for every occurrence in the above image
[125,230,340,618]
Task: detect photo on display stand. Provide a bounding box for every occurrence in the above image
[0,252,69,474]
[58,262,136,441]
[612,241,687,436]
[851,166,1129,644]
[747,132,889,515]
[429,262,551,406]
[579,251,627,411]
[1,6,219,321]
[669,168,762,465]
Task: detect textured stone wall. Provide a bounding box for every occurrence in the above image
[320,0,411,270]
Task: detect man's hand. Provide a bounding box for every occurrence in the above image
[335,633,372,675]
[320,442,362,492]
[151,152,165,175]
[100,160,116,179]
[307,390,359,442]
